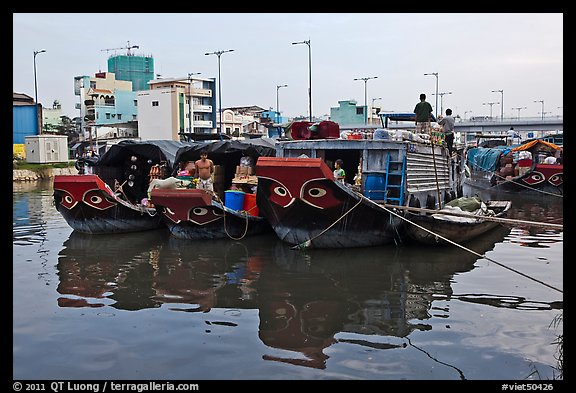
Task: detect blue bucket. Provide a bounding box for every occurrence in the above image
[364,174,386,200]
[224,190,245,210]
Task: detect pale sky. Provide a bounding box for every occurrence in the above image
[13,13,563,121]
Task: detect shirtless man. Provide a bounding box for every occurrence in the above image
[195,150,215,192]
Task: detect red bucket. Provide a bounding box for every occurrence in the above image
[242,193,259,216]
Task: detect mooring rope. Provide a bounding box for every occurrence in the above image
[213,193,250,241]
[358,191,563,294]
[291,197,364,250]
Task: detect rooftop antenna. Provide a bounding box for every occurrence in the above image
[100,41,140,56]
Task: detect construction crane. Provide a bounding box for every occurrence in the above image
[101,41,139,56]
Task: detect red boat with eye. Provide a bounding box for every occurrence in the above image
[149,139,276,240]
[53,140,188,234]
[256,133,464,249]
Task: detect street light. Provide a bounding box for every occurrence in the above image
[424,72,439,119]
[432,91,452,116]
[187,72,201,141]
[534,100,544,120]
[371,97,382,124]
[292,39,312,121]
[276,84,288,123]
[205,49,234,140]
[353,76,378,124]
[33,49,46,134]
[491,89,504,120]
[482,102,499,118]
[511,106,527,120]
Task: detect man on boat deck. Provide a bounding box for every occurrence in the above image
[195,150,215,192]
[438,108,456,156]
[414,93,433,134]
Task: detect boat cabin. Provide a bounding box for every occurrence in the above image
[273,134,461,210]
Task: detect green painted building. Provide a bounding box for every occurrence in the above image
[330,99,366,125]
[107,54,154,91]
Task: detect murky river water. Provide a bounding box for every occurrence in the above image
[13,181,563,381]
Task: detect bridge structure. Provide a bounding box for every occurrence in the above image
[340,115,563,143]
[383,116,563,141]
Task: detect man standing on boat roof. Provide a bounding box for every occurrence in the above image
[438,108,455,156]
[414,93,433,134]
[195,150,215,193]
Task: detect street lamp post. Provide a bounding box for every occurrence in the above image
[534,100,544,120]
[276,84,288,123]
[187,72,201,141]
[424,72,439,119]
[491,89,504,120]
[292,39,312,121]
[205,49,234,140]
[353,76,378,124]
[33,49,46,134]
[482,102,499,118]
[432,91,452,116]
[512,106,527,120]
[371,97,382,124]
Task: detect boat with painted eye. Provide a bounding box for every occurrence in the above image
[464,136,563,196]
[255,121,465,249]
[53,140,189,234]
[149,139,276,240]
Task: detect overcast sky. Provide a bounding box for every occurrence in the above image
[13,13,563,121]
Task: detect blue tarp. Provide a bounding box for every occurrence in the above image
[466,147,505,172]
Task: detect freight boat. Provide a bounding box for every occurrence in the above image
[256,120,465,249]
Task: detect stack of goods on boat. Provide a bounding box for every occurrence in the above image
[465,137,563,194]
[150,139,276,240]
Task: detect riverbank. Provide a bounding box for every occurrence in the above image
[13,162,77,182]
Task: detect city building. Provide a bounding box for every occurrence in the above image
[13,92,39,158]
[74,72,138,154]
[41,100,64,133]
[330,99,366,125]
[107,53,154,91]
[137,76,216,141]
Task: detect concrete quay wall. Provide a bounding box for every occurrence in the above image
[13,167,78,182]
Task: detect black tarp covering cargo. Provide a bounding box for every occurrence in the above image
[78,140,194,204]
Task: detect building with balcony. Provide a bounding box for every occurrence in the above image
[137,76,216,141]
[74,72,138,154]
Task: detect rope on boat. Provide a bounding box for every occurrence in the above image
[380,203,563,230]
[214,193,250,241]
[291,198,364,250]
[358,191,563,294]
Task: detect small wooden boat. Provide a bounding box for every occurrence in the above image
[53,140,188,234]
[403,197,512,245]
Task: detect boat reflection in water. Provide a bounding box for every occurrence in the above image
[57,223,559,370]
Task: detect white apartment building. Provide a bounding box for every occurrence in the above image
[137,76,216,141]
